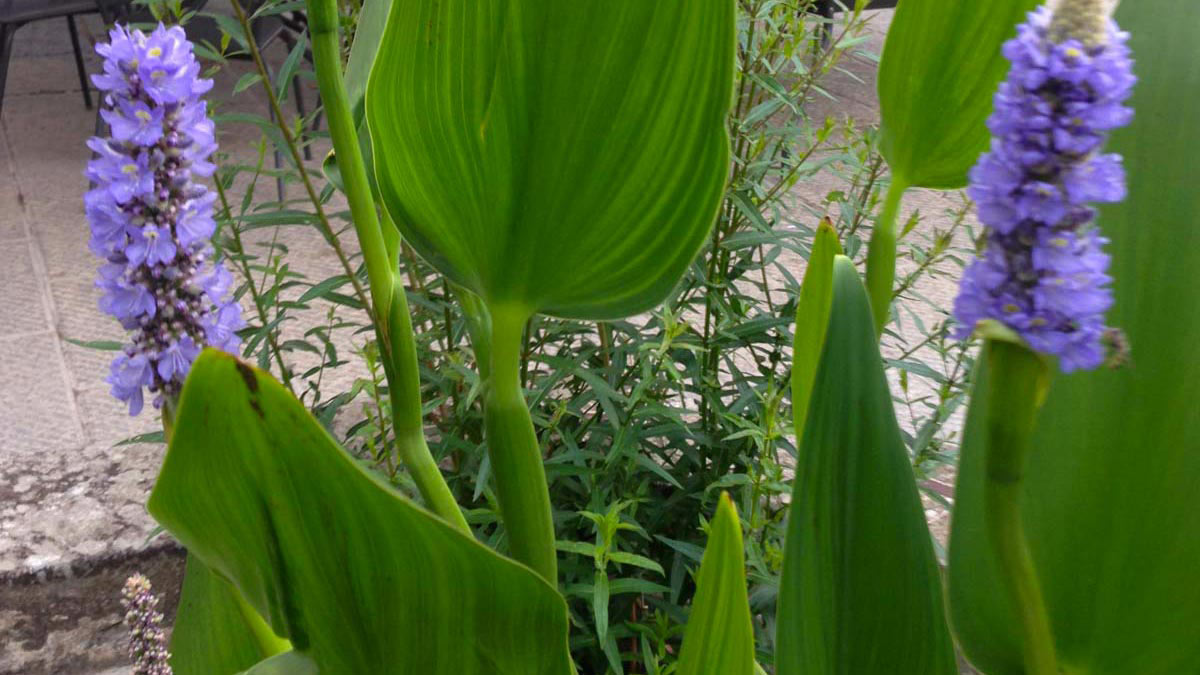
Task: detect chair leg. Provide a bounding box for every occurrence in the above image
[67,15,93,110]
[0,23,15,123]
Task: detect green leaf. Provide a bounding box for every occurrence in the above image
[607,551,665,576]
[170,555,290,675]
[676,493,755,675]
[148,350,572,674]
[791,219,841,442]
[877,0,1039,188]
[776,257,956,675]
[343,0,391,124]
[948,4,1200,673]
[65,338,124,351]
[240,651,318,675]
[321,0,390,195]
[366,0,735,320]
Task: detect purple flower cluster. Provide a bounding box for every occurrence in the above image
[953,4,1134,371]
[87,25,244,414]
[121,574,172,675]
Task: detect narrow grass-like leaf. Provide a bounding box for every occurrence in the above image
[148,350,572,674]
[948,4,1200,673]
[676,493,755,675]
[878,0,1038,188]
[777,257,956,675]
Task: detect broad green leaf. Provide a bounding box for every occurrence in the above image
[676,493,755,675]
[148,350,572,674]
[791,219,842,442]
[240,651,318,675]
[776,257,956,675]
[948,4,1200,673]
[366,0,735,320]
[171,555,289,675]
[878,0,1038,188]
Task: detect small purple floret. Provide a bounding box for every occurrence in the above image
[954,5,1135,372]
[87,25,245,414]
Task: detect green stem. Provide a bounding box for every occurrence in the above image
[450,283,492,381]
[306,0,467,533]
[865,176,907,337]
[983,339,1058,675]
[485,306,558,583]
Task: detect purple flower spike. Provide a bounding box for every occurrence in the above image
[121,574,172,675]
[953,2,1134,372]
[86,24,244,415]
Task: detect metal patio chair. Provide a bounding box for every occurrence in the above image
[0,0,128,120]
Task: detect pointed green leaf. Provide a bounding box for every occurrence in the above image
[948,4,1200,673]
[320,0,390,196]
[366,0,735,319]
[343,0,392,124]
[791,219,842,442]
[676,493,755,675]
[170,555,289,675]
[777,257,956,675]
[148,350,572,674]
[878,0,1039,188]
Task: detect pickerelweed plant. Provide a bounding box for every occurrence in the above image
[98,0,1200,673]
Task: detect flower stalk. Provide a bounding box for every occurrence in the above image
[121,574,172,675]
[301,0,468,533]
[982,336,1057,675]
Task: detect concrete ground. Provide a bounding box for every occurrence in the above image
[0,7,974,674]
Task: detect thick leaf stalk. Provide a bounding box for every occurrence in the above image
[864,178,906,336]
[306,0,467,533]
[484,307,558,583]
[983,338,1057,675]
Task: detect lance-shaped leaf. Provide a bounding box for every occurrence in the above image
[366,0,735,320]
[777,257,956,675]
[948,3,1200,673]
[321,0,390,195]
[148,350,572,674]
[676,493,755,675]
[878,0,1039,188]
[791,219,841,443]
[171,555,290,675]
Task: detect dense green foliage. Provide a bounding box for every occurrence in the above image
[116,0,1199,673]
